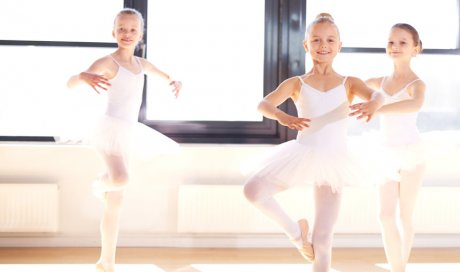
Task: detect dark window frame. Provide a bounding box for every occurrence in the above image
[0,0,306,144]
[331,0,460,133]
[2,0,459,143]
[138,0,306,144]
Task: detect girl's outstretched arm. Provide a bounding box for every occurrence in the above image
[140,58,182,98]
[348,76,384,122]
[67,57,113,94]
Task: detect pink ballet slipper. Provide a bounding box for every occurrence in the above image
[297,219,315,262]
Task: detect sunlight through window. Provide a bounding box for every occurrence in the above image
[146,0,265,121]
[0,0,122,42]
[307,0,459,49]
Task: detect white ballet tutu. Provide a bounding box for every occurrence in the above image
[352,132,426,183]
[380,140,426,182]
[90,115,180,160]
[242,139,375,193]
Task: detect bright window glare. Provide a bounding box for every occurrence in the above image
[307,0,459,49]
[331,53,460,133]
[333,53,460,114]
[0,0,122,42]
[146,0,265,121]
[0,46,113,140]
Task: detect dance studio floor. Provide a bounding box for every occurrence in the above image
[0,247,459,272]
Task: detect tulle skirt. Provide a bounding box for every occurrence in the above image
[90,115,180,160]
[380,140,426,182]
[242,139,376,193]
[350,132,426,183]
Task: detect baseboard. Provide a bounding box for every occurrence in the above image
[1,233,459,248]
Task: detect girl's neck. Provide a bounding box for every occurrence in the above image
[112,48,136,63]
[391,60,414,78]
[310,62,336,75]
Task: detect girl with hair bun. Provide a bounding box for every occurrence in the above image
[363,23,426,272]
[67,8,181,272]
[244,13,383,271]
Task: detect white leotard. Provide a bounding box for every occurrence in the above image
[243,76,368,192]
[90,55,179,158]
[380,77,422,146]
[377,77,425,181]
[106,55,145,122]
[295,76,350,153]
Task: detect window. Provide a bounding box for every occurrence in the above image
[306,0,459,50]
[146,0,265,122]
[0,0,120,42]
[0,0,123,141]
[140,0,306,143]
[6,1,456,144]
[0,0,304,144]
[0,46,112,139]
[306,0,460,136]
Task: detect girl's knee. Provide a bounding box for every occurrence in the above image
[243,177,283,203]
[243,181,259,202]
[379,211,397,226]
[109,173,129,189]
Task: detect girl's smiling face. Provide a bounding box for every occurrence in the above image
[386,27,419,60]
[304,22,342,63]
[113,14,143,49]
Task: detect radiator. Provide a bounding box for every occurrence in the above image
[0,183,59,232]
[178,185,282,233]
[177,185,460,234]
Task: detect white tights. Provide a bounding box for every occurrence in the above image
[244,177,342,272]
[378,163,425,272]
[96,154,130,272]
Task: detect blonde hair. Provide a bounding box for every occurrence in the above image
[305,13,340,39]
[114,8,144,31]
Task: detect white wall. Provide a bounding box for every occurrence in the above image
[0,133,459,248]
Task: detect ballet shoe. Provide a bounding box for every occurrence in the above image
[95,263,105,272]
[95,263,114,272]
[297,219,315,262]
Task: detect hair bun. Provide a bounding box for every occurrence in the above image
[316,13,334,22]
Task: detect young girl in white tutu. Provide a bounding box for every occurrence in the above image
[67,8,181,272]
[362,23,426,272]
[243,13,383,271]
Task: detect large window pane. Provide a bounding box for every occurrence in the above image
[146,0,265,121]
[307,0,459,49]
[331,53,460,134]
[0,46,114,139]
[0,0,122,42]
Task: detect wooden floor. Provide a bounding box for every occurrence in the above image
[0,247,459,271]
